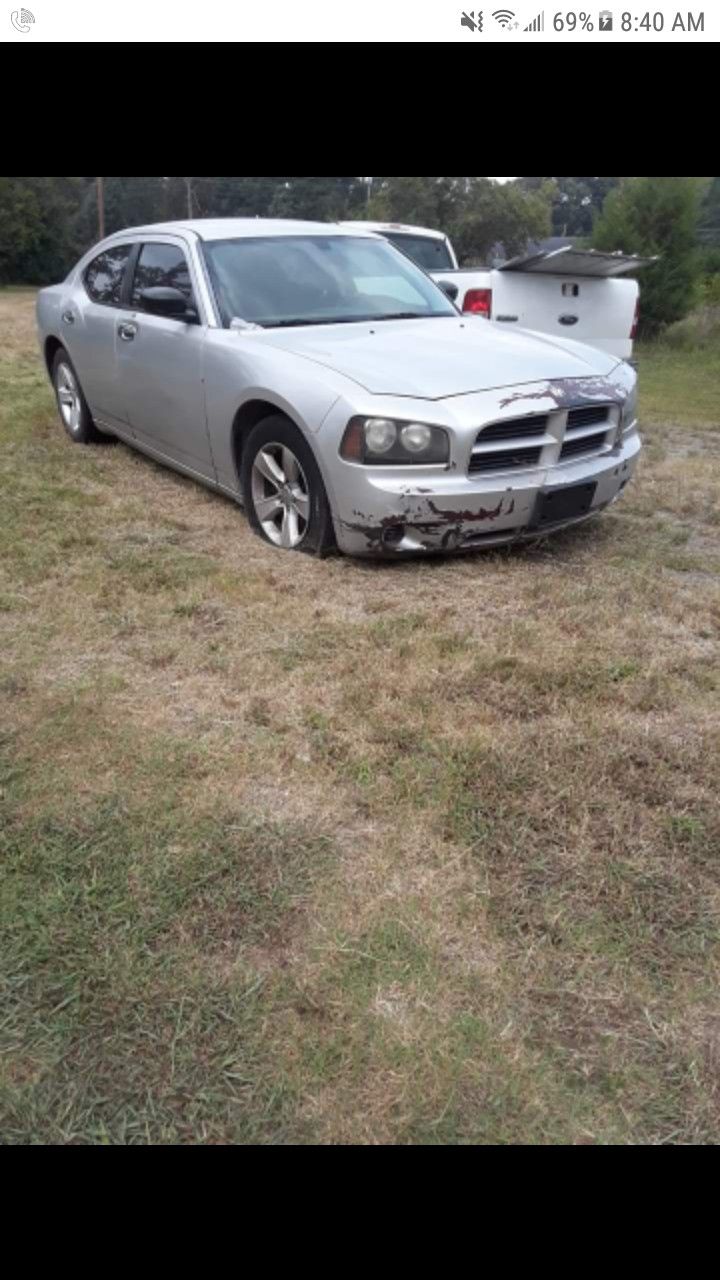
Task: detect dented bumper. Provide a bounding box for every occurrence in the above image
[332,431,641,557]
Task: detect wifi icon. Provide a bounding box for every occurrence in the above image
[492,8,515,25]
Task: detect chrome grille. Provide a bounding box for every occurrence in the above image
[469,404,615,477]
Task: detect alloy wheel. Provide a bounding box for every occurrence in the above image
[56,362,82,433]
[250,442,311,549]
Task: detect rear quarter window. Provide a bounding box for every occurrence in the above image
[83,245,133,305]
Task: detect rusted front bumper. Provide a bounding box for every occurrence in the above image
[333,431,641,557]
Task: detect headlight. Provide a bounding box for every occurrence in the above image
[340,417,450,465]
[400,422,433,453]
[364,418,397,454]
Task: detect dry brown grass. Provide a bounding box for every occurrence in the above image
[1,289,720,1143]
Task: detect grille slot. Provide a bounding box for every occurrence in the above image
[560,430,608,460]
[566,405,610,431]
[469,414,549,475]
[470,446,542,473]
[477,415,549,443]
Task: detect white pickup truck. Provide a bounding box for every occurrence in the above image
[341,221,653,361]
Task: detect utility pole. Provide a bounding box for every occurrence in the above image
[96,177,105,241]
[184,178,193,218]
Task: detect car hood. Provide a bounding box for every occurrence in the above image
[256,316,619,399]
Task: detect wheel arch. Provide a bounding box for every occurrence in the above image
[44,335,65,379]
[230,395,318,491]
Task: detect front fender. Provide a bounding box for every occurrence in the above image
[202,330,349,494]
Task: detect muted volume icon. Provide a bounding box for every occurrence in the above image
[461,9,483,28]
[599,9,613,28]
[524,10,544,29]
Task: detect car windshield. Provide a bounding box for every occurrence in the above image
[203,235,457,328]
[383,232,455,272]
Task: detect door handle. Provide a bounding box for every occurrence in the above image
[62,310,75,325]
[117,321,138,341]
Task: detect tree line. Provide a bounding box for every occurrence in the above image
[1,176,717,334]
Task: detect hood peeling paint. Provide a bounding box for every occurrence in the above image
[498,377,627,411]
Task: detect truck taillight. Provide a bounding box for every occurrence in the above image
[630,298,639,340]
[463,288,492,318]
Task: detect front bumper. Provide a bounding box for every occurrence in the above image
[332,431,641,557]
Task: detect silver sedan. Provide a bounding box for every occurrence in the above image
[37,219,641,557]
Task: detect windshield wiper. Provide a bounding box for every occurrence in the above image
[371,312,451,321]
[262,311,451,329]
[264,316,367,329]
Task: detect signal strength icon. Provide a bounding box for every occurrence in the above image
[492,9,515,26]
[524,10,544,29]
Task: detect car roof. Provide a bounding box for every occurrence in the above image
[103,218,384,242]
[339,221,448,240]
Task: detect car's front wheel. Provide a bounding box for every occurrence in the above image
[242,415,334,555]
[52,349,105,444]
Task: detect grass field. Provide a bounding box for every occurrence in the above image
[1,289,719,1144]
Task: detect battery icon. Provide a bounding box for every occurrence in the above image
[599,10,613,28]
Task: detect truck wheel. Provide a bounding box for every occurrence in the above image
[242,415,334,555]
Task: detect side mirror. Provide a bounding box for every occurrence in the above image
[437,279,459,303]
[140,287,197,320]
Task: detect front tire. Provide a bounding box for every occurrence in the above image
[242,415,334,555]
[52,349,104,444]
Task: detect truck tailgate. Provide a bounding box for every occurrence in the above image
[490,271,640,360]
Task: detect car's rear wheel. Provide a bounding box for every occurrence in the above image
[242,415,334,555]
[52,349,105,443]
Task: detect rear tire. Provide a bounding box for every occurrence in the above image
[52,349,105,444]
[241,415,335,555]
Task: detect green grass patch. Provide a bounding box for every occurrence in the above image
[2,291,720,1143]
[636,341,720,428]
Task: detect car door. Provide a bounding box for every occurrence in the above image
[115,239,215,479]
[67,243,135,431]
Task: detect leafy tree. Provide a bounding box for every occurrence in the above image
[73,177,171,249]
[362,177,550,263]
[592,177,704,334]
[451,179,550,263]
[363,176,466,228]
[187,177,287,219]
[181,177,364,222]
[0,177,87,284]
[5,176,706,304]
[270,177,364,221]
[515,177,622,237]
[697,176,720,246]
